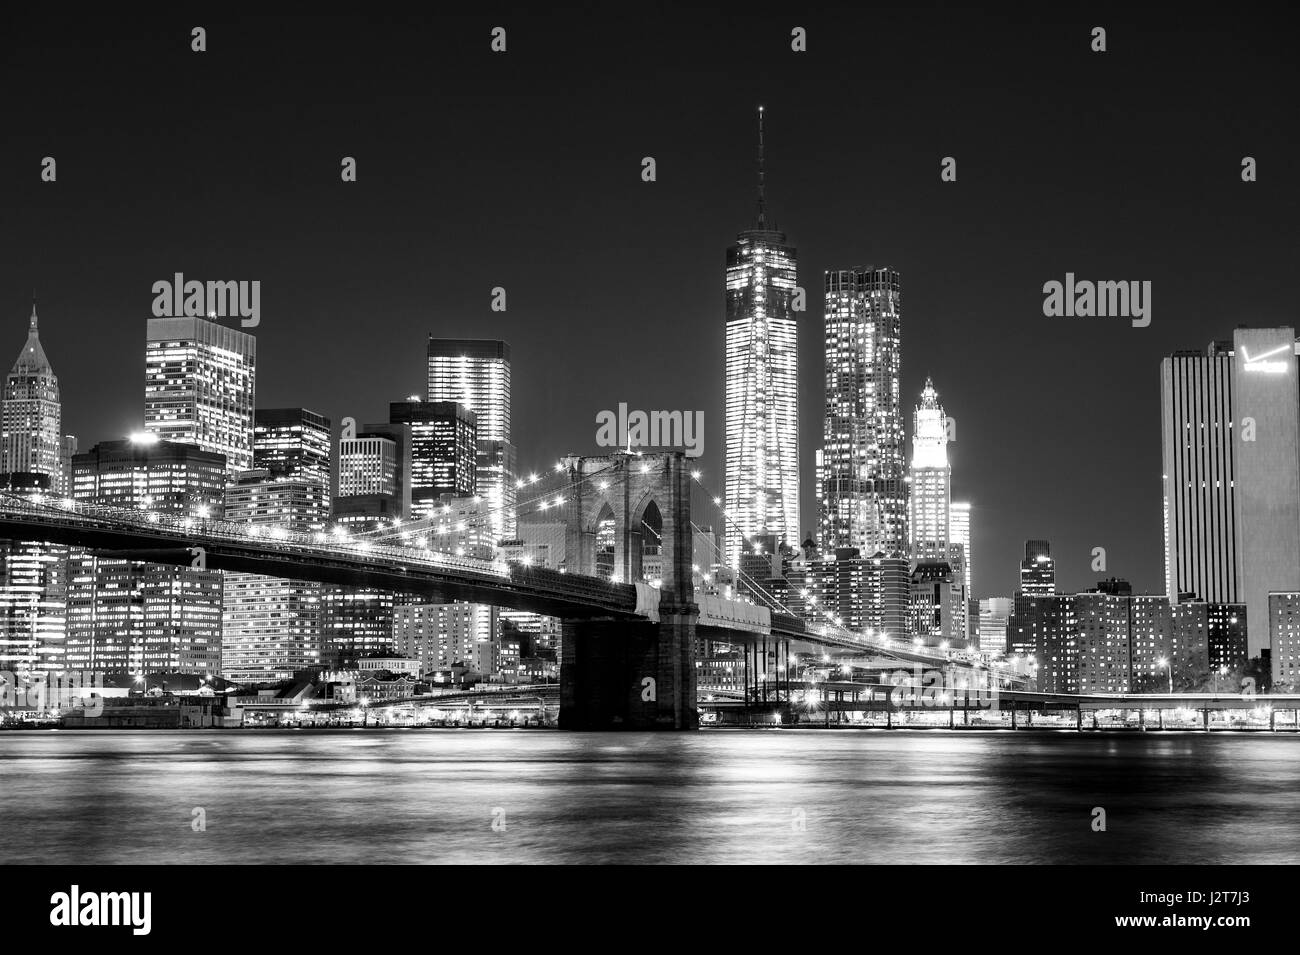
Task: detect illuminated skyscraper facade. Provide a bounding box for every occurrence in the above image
[254,408,331,493]
[66,438,227,675]
[2,303,64,489]
[388,400,477,521]
[818,267,904,557]
[222,469,329,683]
[0,305,70,675]
[950,500,971,594]
[724,109,798,564]
[338,435,397,499]
[908,379,950,561]
[1161,328,1300,673]
[0,473,66,676]
[145,316,256,472]
[1020,539,1056,596]
[427,339,516,539]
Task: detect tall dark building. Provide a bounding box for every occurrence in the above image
[1020,539,1055,596]
[1035,595,1078,694]
[254,408,331,490]
[1006,539,1056,656]
[1161,328,1300,677]
[387,400,477,521]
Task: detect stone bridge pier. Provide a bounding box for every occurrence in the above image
[558,452,698,730]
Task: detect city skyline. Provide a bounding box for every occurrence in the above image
[3,8,1300,887]
[6,264,1296,605]
[5,12,1299,601]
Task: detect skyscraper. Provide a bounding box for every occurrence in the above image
[1161,342,1237,605]
[1229,328,1300,662]
[338,435,398,499]
[66,438,226,676]
[908,379,950,561]
[0,472,66,676]
[819,267,905,557]
[1005,540,1055,656]
[221,409,333,683]
[427,338,516,539]
[145,316,256,472]
[388,400,477,521]
[1020,539,1056,596]
[222,469,329,683]
[254,408,331,491]
[0,303,70,676]
[1035,595,1078,694]
[1161,328,1300,671]
[978,596,1013,648]
[2,301,64,490]
[724,107,799,565]
[950,501,971,594]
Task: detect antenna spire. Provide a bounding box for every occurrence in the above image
[29,290,37,330]
[756,106,767,229]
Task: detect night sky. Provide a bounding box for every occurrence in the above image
[3,6,1296,599]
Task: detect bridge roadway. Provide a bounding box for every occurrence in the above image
[0,493,1004,670]
[0,493,642,619]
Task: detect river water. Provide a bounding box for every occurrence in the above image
[1,729,1296,864]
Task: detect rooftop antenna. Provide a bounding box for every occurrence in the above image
[756,106,767,229]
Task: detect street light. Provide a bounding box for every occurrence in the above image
[1157,657,1173,694]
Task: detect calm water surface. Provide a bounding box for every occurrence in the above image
[2,729,1297,864]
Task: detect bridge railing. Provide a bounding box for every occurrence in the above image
[0,493,647,611]
[0,492,513,580]
[504,562,637,608]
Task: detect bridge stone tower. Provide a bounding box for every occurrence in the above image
[558,452,698,729]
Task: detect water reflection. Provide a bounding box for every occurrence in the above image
[0,729,1295,864]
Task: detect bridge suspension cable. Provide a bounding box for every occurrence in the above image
[353,458,635,544]
[686,472,985,667]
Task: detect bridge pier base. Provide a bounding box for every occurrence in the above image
[559,609,698,730]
